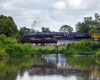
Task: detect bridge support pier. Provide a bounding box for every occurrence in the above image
[55,46,58,54]
[35,43,38,46]
[55,45,58,60]
[55,45,58,66]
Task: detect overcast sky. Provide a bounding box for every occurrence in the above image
[0,0,100,32]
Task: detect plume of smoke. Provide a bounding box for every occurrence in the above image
[31,19,40,28]
[31,16,50,28]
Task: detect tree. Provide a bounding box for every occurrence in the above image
[21,26,31,35]
[41,27,50,32]
[87,13,100,37]
[19,28,25,39]
[76,17,92,33]
[75,13,100,40]
[0,15,18,37]
[59,25,73,32]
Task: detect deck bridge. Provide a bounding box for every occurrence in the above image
[18,40,82,46]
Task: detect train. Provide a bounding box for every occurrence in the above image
[22,32,91,41]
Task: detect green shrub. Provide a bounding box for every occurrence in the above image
[0,34,7,44]
[79,40,86,50]
[13,44,23,53]
[62,50,95,56]
[74,43,79,50]
[84,46,92,51]
[0,49,8,57]
[90,41,96,50]
[84,39,87,45]
[95,51,100,58]
[70,41,75,49]
[34,51,42,55]
[5,45,15,57]
[63,51,73,56]
[0,41,2,46]
[87,39,91,45]
[66,43,71,50]
[22,43,33,55]
[44,49,50,54]
[5,37,13,45]
[49,49,55,54]
[59,48,65,54]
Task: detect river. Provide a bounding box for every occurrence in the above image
[0,54,100,80]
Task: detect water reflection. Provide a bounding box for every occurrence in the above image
[0,55,100,80]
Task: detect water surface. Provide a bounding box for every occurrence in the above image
[0,55,100,80]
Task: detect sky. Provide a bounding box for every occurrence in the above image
[0,0,100,32]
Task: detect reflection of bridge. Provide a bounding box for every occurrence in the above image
[28,64,90,80]
[27,55,90,78]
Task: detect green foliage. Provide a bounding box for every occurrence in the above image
[34,50,42,55]
[59,25,73,32]
[22,43,33,55]
[66,43,71,50]
[6,37,13,45]
[0,41,2,46]
[19,28,25,39]
[70,41,75,49]
[0,34,7,43]
[13,44,23,53]
[90,40,95,50]
[95,51,100,58]
[76,22,90,33]
[87,39,91,45]
[5,45,15,57]
[41,27,50,32]
[79,40,86,50]
[74,43,79,50]
[63,50,95,56]
[75,13,100,39]
[0,49,8,57]
[0,15,18,37]
[16,34,21,40]
[65,39,100,56]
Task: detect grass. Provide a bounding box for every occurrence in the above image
[32,46,66,50]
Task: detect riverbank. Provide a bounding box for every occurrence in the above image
[0,54,95,59]
[32,46,66,50]
[0,34,100,58]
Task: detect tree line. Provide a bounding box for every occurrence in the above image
[0,13,100,40]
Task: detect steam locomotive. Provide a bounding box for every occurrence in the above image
[22,32,91,41]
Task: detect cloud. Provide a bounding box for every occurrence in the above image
[54,1,66,9]
[0,0,100,32]
[68,0,88,9]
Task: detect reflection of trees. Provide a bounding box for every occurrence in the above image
[0,56,41,80]
[65,56,100,80]
[66,56,96,70]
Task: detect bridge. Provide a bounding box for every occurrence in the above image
[18,40,82,46]
[57,40,80,45]
[18,40,57,43]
